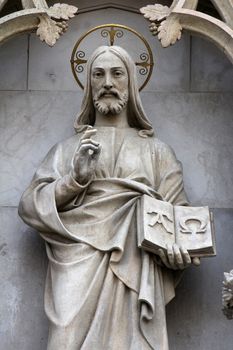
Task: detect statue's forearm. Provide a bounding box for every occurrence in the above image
[18,173,90,232]
[55,173,91,209]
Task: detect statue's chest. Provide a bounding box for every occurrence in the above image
[93,128,156,183]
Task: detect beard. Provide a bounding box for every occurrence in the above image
[93,88,128,116]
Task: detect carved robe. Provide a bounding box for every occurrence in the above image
[19,126,188,350]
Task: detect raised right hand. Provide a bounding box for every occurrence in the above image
[71,127,101,185]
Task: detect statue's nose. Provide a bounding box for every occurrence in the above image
[104,73,113,90]
[104,83,113,90]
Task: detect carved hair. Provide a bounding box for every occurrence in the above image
[74,45,154,137]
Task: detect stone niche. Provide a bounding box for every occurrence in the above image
[0,0,233,349]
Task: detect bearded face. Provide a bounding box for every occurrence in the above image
[91,51,129,116]
[93,88,128,115]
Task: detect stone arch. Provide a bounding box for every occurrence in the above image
[1,1,232,64]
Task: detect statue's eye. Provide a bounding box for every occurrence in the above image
[94,71,103,78]
[114,71,123,77]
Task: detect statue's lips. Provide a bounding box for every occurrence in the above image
[100,92,119,98]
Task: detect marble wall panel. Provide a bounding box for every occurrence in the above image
[0,91,81,206]
[0,207,48,350]
[167,208,233,350]
[141,92,233,207]
[28,8,190,92]
[1,91,233,207]
[191,36,233,92]
[0,35,28,91]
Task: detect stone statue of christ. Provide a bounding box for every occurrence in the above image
[19,46,198,350]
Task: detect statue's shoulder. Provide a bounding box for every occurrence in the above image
[152,137,181,168]
[152,137,175,156]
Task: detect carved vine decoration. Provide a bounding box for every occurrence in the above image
[222,270,233,319]
[0,0,78,46]
[140,0,233,63]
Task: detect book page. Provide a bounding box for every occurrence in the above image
[143,196,175,250]
[174,206,212,252]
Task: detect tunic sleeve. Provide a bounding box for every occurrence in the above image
[156,141,189,206]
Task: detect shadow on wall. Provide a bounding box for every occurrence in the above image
[0,207,48,350]
[167,208,233,350]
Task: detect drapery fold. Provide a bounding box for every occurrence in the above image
[19,127,188,349]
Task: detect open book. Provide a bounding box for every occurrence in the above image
[137,195,216,257]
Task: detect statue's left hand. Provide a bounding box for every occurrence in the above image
[157,244,200,270]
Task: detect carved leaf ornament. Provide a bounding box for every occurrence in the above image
[140,4,171,22]
[222,270,233,319]
[0,1,78,45]
[47,3,77,20]
[36,3,77,46]
[140,1,233,63]
[37,15,62,46]
[158,16,182,47]
[140,4,182,47]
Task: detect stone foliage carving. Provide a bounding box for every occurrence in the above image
[140,0,197,48]
[140,3,182,48]
[0,0,78,46]
[36,15,64,47]
[140,0,233,63]
[157,16,182,47]
[141,4,171,22]
[223,270,233,319]
[37,4,77,46]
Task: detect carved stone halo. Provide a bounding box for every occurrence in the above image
[70,24,154,91]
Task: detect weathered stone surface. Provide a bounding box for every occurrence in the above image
[167,208,233,350]
[191,36,233,92]
[0,35,28,90]
[0,207,48,350]
[142,92,233,207]
[0,90,82,206]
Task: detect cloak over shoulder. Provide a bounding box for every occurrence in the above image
[19,126,188,350]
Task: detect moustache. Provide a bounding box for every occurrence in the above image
[95,88,121,100]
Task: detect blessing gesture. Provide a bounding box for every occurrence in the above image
[71,126,101,185]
